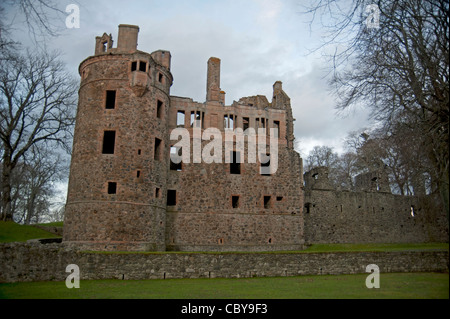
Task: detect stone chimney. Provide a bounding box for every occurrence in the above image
[117,24,139,52]
[206,57,221,102]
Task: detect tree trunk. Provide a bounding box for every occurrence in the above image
[1,157,14,221]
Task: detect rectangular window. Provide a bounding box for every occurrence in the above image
[167,190,177,206]
[131,61,137,72]
[230,151,241,175]
[191,111,202,128]
[155,187,160,198]
[177,111,185,127]
[273,121,280,137]
[170,146,182,171]
[157,100,163,119]
[260,153,271,176]
[102,131,116,154]
[224,114,234,129]
[154,138,162,161]
[108,182,117,194]
[136,170,141,178]
[158,73,163,83]
[105,90,116,109]
[232,196,240,208]
[243,117,249,131]
[139,61,147,72]
[264,196,272,209]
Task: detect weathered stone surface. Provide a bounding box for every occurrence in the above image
[0,242,448,283]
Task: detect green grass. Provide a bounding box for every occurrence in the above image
[0,221,61,243]
[0,273,447,299]
[303,242,449,253]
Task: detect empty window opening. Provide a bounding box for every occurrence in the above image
[273,121,280,137]
[224,114,234,129]
[305,203,311,214]
[170,146,182,171]
[218,238,224,245]
[108,182,117,194]
[155,187,160,198]
[190,111,202,128]
[136,170,141,178]
[230,151,241,175]
[105,90,116,109]
[260,153,271,176]
[243,117,249,131]
[313,173,319,180]
[131,61,137,72]
[264,196,272,209]
[410,205,415,217]
[154,138,162,161]
[158,73,163,83]
[139,61,147,72]
[102,42,107,52]
[157,100,163,119]
[268,238,272,244]
[261,118,266,129]
[102,131,116,154]
[167,190,177,206]
[232,196,240,208]
[276,196,283,202]
[176,111,185,127]
[137,149,141,155]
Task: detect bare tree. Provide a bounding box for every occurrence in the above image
[0,49,77,221]
[304,0,449,218]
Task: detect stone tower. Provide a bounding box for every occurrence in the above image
[63,25,173,251]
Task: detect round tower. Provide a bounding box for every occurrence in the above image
[63,25,173,251]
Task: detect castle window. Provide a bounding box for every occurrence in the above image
[264,196,272,209]
[170,146,182,171]
[158,73,163,83]
[243,117,249,132]
[139,61,147,72]
[232,196,240,208]
[167,190,177,206]
[224,114,234,129]
[136,170,141,178]
[102,131,116,154]
[131,61,137,72]
[154,138,162,161]
[305,203,311,214]
[177,111,185,127]
[157,100,163,119]
[260,153,271,176]
[276,196,283,202]
[155,187,160,198]
[190,111,202,128]
[230,151,241,175]
[273,121,280,137]
[105,90,116,109]
[107,182,117,194]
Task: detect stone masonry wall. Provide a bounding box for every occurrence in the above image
[0,242,448,283]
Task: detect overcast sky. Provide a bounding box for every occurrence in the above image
[5,0,374,157]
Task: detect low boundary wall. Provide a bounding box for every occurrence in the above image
[0,243,448,283]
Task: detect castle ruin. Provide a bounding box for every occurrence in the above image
[63,25,304,251]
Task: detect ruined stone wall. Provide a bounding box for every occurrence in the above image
[303,168,449,244]
[1,243,448,283]
[166,87,304,251]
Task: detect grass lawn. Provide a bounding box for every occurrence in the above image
[0,272,448,299]
[0,221,61,243]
